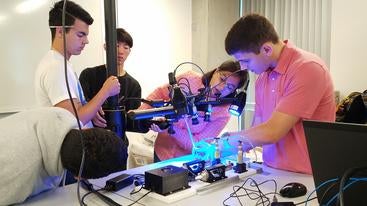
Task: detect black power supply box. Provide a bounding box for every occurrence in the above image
[144,165,190,195]
[105,173,134,191]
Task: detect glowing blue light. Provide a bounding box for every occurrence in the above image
[229,109,240,116]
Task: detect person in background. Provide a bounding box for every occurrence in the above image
[79,28,141,128]
[34,0,120,128]
[223,13,335,174]
[0,107,127,205]
[138,60,249,162]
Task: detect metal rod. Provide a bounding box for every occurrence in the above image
[104,0,123,138]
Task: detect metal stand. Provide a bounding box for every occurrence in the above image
[103,0,123,138]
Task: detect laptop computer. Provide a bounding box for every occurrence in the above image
[303,120,367,205]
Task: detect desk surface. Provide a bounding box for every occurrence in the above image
[21,155,319,206]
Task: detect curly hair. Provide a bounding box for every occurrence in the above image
[61,128,128,179]
[49,0,94,41]
[225,13,279,55]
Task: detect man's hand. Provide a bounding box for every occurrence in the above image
[102,76,120,97]
[220,134,253,155]
[149,117,167,132]
[92,108,107,128]
[150,123,164,132]
[192,140,215,160]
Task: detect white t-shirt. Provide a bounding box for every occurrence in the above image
[0,107,77,205]
[35,50,92,127]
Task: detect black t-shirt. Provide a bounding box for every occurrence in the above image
[79,65,141,111]
[79,65,142,150]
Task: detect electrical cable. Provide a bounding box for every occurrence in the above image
[327,178,365,206]
[81,188,106,206]
[319,181,339,204]
[304,177,367,206]
[129,174,145,195]
[173,61,205,79]
[178,77,193,95]
[80,180,121,206]
[222,177,278,206]
[326,177,367,206]
[80,174,147,205]
[337,166,367,206]
[177,82,190,92]
[304,178,338,206]
[60,1,86,206]
[127,190,151,206]
[129,185,143,195]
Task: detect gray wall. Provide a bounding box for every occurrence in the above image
[192,0,240,71]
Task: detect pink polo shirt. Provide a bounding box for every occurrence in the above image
[139,71,231,160]
[255,41,335,174]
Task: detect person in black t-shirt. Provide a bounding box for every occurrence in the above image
[80,28,141,129]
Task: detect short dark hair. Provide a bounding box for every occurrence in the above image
[49,0,94,41]
[225,13,279,55]
[202,60,249,97]
[117,28,133,48]
[60,128,128,179]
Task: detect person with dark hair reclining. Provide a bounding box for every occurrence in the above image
[0,107,128,205]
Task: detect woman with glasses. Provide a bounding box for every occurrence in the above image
[138,60,249,162]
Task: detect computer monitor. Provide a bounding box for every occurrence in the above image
[303,120,367,205]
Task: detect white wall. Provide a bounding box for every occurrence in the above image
[192,0,245,132]
[192,0,240,71]
[76,0,192,98]
[72,0,105,75]
[329,0,367,99]
[0,0,51,113]
[4,0,366,119]
[0,0,191,116]
[0,0,104,113]
[114,0,192,97]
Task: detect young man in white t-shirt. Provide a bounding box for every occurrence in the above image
[35,0,120,128]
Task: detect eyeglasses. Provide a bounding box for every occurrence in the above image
[217,71,236,92]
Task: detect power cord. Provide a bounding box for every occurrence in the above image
[60,1,86,206]
[222,177,278,206]
[337,166,367,206]
[304,176,367,206]
[129,174,145,195]
[319,181,339,204]
[327,177,367,206]
[80,173,148,206]
[127,190,151,206]
[80,180,121,206]
[304,178,338,206]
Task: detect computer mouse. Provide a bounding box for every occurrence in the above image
[279,182,307,198]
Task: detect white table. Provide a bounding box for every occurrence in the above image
[21,155,319,206]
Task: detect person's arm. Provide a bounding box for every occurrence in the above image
[56,76,120,125]
[138,84,170,110]
[167,106,231,152]
[229,62,330,147]
[232,111,299,146]
[78,67,109,127]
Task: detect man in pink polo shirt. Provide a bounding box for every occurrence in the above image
[223,14,335,174]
